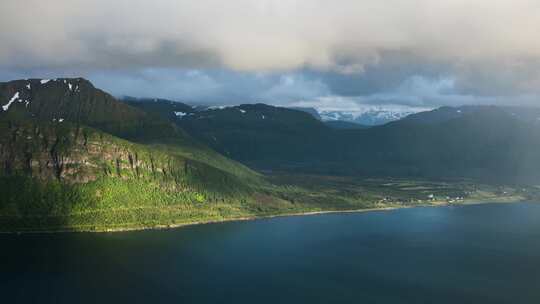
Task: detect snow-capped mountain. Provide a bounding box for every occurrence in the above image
[298,105,431,126]
[318,110,412,126]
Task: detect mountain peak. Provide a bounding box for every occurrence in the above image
[292,105,428,126]
[1,77,99,116]
[0,77,184,141]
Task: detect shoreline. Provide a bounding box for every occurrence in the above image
[0,197,528,235]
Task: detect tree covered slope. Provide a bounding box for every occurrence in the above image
[0,79,291,231]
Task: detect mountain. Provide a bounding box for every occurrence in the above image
[121,96,195,121]
[175,103,332,163]
[324,121,369,129]
[169,102,540,182]
[338,106,540,181]
[0,79,291,231]
[290,107,369,129]
[396,105,540,126]
[502,106,540,125]
[317,106,427,126]
[291,104,429,126]
[395,105,499,125]
[289,107,322,120]
[0,78,185,142]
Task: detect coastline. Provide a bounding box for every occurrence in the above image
[0,196,528,234]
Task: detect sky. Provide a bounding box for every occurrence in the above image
[1,0,540,111]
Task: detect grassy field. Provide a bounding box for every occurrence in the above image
[268,173,537,208]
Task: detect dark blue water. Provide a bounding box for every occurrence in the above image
[2,203,540,303]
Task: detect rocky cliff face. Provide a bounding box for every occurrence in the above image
[0,78,257,190]
[0,119,184,183]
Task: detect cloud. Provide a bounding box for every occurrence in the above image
[287,74,540,111]
[259,74,330,102]
[1,0,540,107]
[2,1,540,72]
[82,69,329,105]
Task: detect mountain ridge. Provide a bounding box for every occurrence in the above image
[134,99,540,182]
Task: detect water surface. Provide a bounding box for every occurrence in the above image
[2,203,540,303]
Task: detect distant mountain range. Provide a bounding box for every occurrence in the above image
[129,99,540,183]
[292,105,429,126]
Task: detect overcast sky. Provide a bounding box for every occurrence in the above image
[1,0,540,110]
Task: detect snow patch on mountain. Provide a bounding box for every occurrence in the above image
[318,106,425,126]
[3,92,20,111]
[207,105,234,110]
[286,99,432,126]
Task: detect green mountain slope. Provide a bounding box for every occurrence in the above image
[0,79,293,231]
